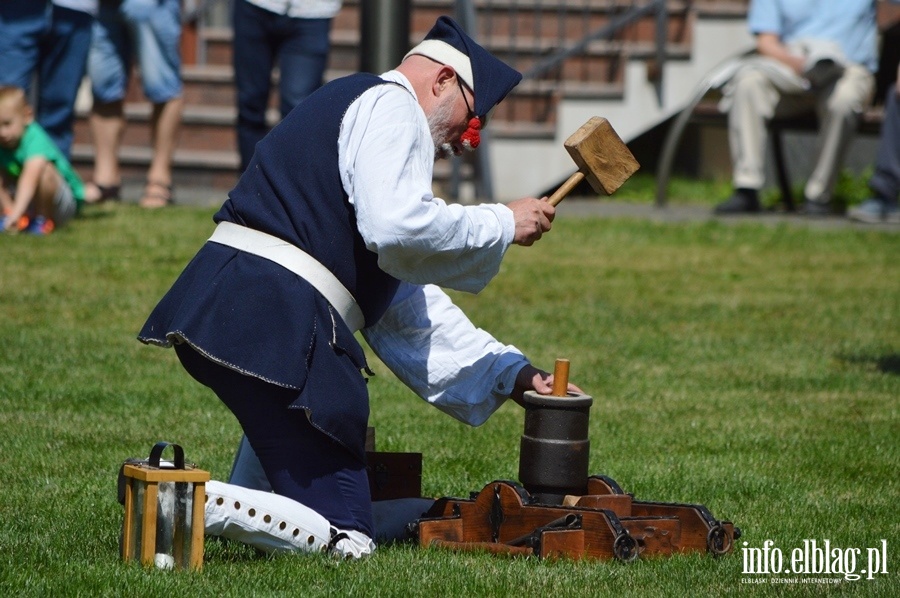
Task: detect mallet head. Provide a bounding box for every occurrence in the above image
[564,116,640,195]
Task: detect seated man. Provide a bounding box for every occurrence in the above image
[715,0,880,215]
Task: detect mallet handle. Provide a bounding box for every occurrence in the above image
[551,358,570,397]
[547,172,585,207]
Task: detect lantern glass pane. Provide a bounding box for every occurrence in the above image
[155,481,194,569]
[128,480,145,561]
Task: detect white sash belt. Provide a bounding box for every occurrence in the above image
[208,221,365,333]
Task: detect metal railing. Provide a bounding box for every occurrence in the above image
[474,1,671,78]
[450,0,677,199]
[461,1,676,114]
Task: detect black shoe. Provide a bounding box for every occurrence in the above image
[801,199,830,216]
[714,189,760,214]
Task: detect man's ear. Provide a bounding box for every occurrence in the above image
[432,65,457,98]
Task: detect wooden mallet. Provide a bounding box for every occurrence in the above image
[547,116,640,206]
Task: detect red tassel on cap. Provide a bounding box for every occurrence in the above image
[460,117,481,150]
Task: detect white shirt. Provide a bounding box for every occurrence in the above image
[52,0,98,15]
[340,71,515,294]
[243,0,342,19]
[340,71,527,426]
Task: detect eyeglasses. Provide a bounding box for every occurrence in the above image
[457,78,475,121]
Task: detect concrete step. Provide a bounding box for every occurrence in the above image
[69,142,475,201]
[73,103,239,154]
[73,60,629,155]
[156,37,680,144]
[70,143,240,197]
[77,0,750,198]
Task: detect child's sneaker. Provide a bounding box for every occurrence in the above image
[23,215,55,235]
[0,214,31,233]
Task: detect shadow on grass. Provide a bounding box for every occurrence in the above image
[876,354,900,375]
[77,207,118,221]
[204,536,271,563]
[838,353,900,375]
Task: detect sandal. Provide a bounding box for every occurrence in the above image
[139,180,174,209]
[84,182,121,204]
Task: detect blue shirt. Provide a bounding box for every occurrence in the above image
[748,0,879,71]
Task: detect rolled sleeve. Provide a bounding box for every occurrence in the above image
[362,283,528,426]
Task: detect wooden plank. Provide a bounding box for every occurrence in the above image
[190,483,206,570]
[140,483,158,566]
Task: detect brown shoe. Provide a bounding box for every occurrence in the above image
[139,181,174,209]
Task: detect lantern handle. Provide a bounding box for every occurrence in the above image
[148,441,186,469]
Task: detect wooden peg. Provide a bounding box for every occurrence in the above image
[551,358,570,397]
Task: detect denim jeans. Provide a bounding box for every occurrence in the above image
[869,87,900,204]
[233,0,333,171]
[39,5,94,158]
[0,2,47,91]
[88,0,182,104]
[0,2,93,158]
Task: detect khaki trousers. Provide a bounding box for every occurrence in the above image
[727,60,874,203]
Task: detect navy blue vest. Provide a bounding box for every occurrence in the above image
[217,73,402,324]
[139,75,405,460]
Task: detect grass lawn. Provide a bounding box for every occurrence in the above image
[0,200,897,597]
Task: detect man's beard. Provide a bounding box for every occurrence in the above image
[427,95,458,160]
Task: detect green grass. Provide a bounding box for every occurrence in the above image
[612,172,734,205]
[621,169,876,208]
[1,202,898,596]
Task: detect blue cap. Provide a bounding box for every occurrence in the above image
[405,16,522,120]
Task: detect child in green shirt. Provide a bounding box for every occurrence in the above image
[0,86,84,234]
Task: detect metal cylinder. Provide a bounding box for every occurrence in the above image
[518,391,593,505]
[360,0,411,74]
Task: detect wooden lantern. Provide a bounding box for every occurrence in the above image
[120,442,210,570]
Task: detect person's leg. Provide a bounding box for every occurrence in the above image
[233,0,277,172]
[173,342,375,537]
[23,168,77,234]
[138,96,183,207]
[36,4,93,158]
[848,85,900,223]
[86,4,130,202]
[717,63,813,213]
[0,1,46,91]
[728,68,780,194]
[868,86,900,202]
[50,178,77,229]
[228,434,273,491]
[276,16,333,118]
[126,0,183,207]
[26,162,64,232]
[716,68,782,213]
[805,64,874,207]
[87,101,126,197]
[228,434,436,545]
